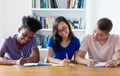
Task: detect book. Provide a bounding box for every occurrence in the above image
[56,0,67,8]
[23,62,52,67]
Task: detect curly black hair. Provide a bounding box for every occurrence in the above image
[21,16,42,32]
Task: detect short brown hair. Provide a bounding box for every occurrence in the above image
[97,18,113,33]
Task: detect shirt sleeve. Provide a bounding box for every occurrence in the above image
[79,35,90,52]
[75,38,80,51]
[0,39,8,53]
[31,37,38,49]
[115,35,120,51]
[48,37,54,48]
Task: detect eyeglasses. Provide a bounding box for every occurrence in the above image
[58,26,68,33]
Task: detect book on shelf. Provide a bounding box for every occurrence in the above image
[32,13,85,30]
[32,0,85,9]
[41,0,47,8]
[49,16,55,29]
[56,0,67,8]
[32,0,36,8]
[41,17,46,29]
[41,35,48,48]
[72,19,79,29]
[77,0,85,8]
[35,34,51,48]
[36,16,55,29]
[79,17,85,29]
[35,34,41,45]
[36,0,41,8]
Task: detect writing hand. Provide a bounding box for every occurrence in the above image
[59,59,71,65]
[87,59,98,67]
[16,57,27,65]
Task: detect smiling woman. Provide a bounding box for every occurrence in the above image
[47,16,80,65]
[0,16,42,65]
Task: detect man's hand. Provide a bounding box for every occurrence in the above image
[86,59,98,67]
[105,60,119,67]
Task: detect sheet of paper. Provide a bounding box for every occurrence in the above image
[38,62,52,66]
[94,62,106,67]
[23,62,52,67]
[23,63,38,67]
[52,63,76,67]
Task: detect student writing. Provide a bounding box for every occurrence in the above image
[0,16,42,65]
[75,18,120,67]
[47,16,80,65]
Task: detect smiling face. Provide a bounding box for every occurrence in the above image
[17,28,36,45]
[92,27,109,41]
[57,22,69,39]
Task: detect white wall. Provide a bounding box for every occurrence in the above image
[0,0,3,43]
[86,0,120,34]
[0,0,31,43]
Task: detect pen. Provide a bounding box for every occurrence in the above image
[21,52,24,57]
[96,62,99,64]
[66,53,68,59]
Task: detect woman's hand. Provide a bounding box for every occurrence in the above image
[59,59,71,65]
[16,57,27,65]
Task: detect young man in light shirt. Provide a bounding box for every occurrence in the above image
[75,18,120,67]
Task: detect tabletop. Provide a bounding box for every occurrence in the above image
[0,64,120,76]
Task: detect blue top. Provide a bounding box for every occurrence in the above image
[0,34,37,60]
[48,37,80,60]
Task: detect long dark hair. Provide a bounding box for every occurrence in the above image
[52,16,76,52]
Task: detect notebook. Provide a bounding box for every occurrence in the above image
[52,63,76,67]
[86,62,106,67]
[94,62,106,67]
[23,62,76,67]
[23,62,52,67]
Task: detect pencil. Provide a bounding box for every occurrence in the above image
[66,53,68,59]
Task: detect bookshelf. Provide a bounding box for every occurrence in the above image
[31,0,86,50]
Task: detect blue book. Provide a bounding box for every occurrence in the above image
[42,36,48,48]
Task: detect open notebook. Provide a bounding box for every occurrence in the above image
[86,62,106,67]
[94,62,106,67]
[23,62,52,67]
[23,62,76,67]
